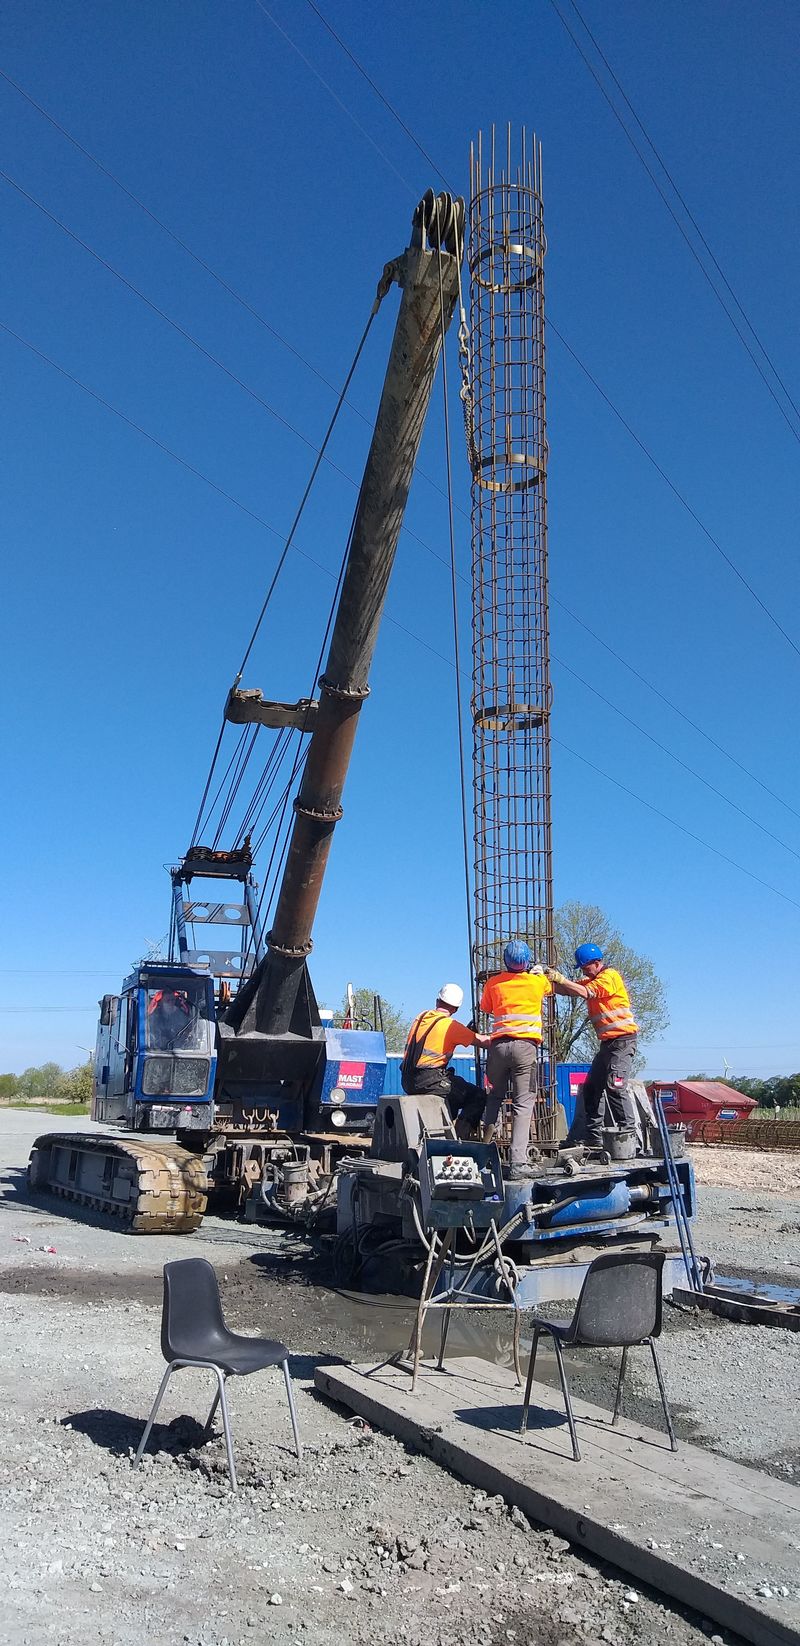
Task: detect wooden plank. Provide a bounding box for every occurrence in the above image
[315,1355,800,1646]
[674,1287,800,1331]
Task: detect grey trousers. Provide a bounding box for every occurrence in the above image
[483,1038,540,1166]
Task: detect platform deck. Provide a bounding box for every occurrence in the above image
[315,1354,800,1646]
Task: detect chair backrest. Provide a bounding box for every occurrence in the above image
[566,1251,664,1347]
[161,1258,228,1363]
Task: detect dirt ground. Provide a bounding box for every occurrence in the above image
[689,1145,800,1198]
[1,1110,798,1646]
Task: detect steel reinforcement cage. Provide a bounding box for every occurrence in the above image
[468,128,557,1123]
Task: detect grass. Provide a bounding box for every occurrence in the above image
[753,1104,800,1122]
[3,1100,90,1116]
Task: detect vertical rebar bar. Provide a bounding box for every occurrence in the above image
[468,127,557,1131]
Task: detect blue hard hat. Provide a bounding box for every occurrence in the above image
[503,939,532,972]
[575,942,603,968]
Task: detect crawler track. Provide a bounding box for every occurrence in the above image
[27,1133,208,1233]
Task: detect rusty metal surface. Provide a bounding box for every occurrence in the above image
[27,1133,208,1233]
[694,1116,800,1150]
[468,129,556,1131]
[243,194,464,1036]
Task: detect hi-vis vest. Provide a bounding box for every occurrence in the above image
[404,1010,474,1070]
[584,967,638,1040]
[479,971,552,1042]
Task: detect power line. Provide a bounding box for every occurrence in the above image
[555,737,800,912]
[554,656,800,862]
[549,319,800,662]
[549,0,800,446]
[271,1,800,666]
[553,597,800,824]
[251,0,415,193]
[5,318,799,919]
[0,63,460,520]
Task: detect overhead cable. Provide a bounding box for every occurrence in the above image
[6,316,798,916]
[550,0,800,443]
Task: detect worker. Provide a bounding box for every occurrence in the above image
[479,940,553,1180]
[546,943,638,1147]
[401,984,487,1138]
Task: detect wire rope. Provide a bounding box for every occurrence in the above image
[435,240,479,1029]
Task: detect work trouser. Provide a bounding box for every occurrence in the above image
[409,1066,485,1129]
[482,1037,541,1166]
[570,1034,638,1148]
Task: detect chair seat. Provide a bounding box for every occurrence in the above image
[182,1333,290,1376]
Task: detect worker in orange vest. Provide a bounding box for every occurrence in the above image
[479,940,553,1180]
[546,943,638,1147]
[401,984,487,1138]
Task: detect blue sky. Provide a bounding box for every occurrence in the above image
[1,0,798,1077]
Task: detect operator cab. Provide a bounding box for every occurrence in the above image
[93,964,216,1132]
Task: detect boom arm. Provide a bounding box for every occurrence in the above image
[223,190,463,1046]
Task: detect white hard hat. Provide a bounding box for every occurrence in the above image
[437,983,463,1010]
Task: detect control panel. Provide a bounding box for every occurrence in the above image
[418,1138,505,1228]
[430,1153,484,1196]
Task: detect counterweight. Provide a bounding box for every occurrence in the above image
[468,129,556,1121]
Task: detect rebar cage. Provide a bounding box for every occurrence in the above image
[468,128,557,1126]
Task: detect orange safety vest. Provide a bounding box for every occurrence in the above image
[404,1010,475,1069]
[584,967,638,1040]
[479,971,552,1042]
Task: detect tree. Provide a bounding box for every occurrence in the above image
[550,901,669,1065]
[331,987,411,1051]
[57,1059,94,1105]
[16,1062,64,1102]
[0,1073,19,1100]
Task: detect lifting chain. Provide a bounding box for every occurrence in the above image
[455,259,477,476]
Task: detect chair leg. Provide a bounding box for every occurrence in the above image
[281,1360,303,1462]
[512,1305,523,1388]
[519,1327,540,1435]
[552,1335,581,1462]
[648,1338,678,1452]
[216,1370,238,1491]
[437,1306,452,1371]
[204,1386,221,1438]
[612,1345,628,1426]
[133,1364,174,1469]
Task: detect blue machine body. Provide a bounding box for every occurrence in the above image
[320,1028,387,1111]
[93,963,217,1131]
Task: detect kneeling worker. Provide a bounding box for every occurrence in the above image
[480,941,553,1180]
[401,984,487,1138]
[546,944,638,1147]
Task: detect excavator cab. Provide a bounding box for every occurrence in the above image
[93,964,216,1132]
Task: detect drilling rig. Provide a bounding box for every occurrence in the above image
[27,189,464,1232]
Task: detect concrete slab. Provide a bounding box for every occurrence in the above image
[315,1354,800,1646]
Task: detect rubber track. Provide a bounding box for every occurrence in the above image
[28,1132,209,1233]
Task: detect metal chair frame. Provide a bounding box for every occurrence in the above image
[133,1259,302,1491]
[519,1252,678,1462]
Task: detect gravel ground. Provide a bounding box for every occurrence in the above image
[689,1146,800,1199]
[0,1108,797,1646]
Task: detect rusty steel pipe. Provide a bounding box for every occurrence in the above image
[242,194,463,1036]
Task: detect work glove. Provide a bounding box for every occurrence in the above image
[544,966,568,984]
[529,964,544,975]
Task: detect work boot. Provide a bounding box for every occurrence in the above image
[505,1161,540,1182]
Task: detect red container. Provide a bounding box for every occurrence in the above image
[648,1080,757,1141]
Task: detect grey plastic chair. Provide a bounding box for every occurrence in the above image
[520,1250,677,1461]
[134,1257,302,1490]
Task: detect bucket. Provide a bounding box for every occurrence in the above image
[601,1127,637,1162]
[653,1123,686,1160]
